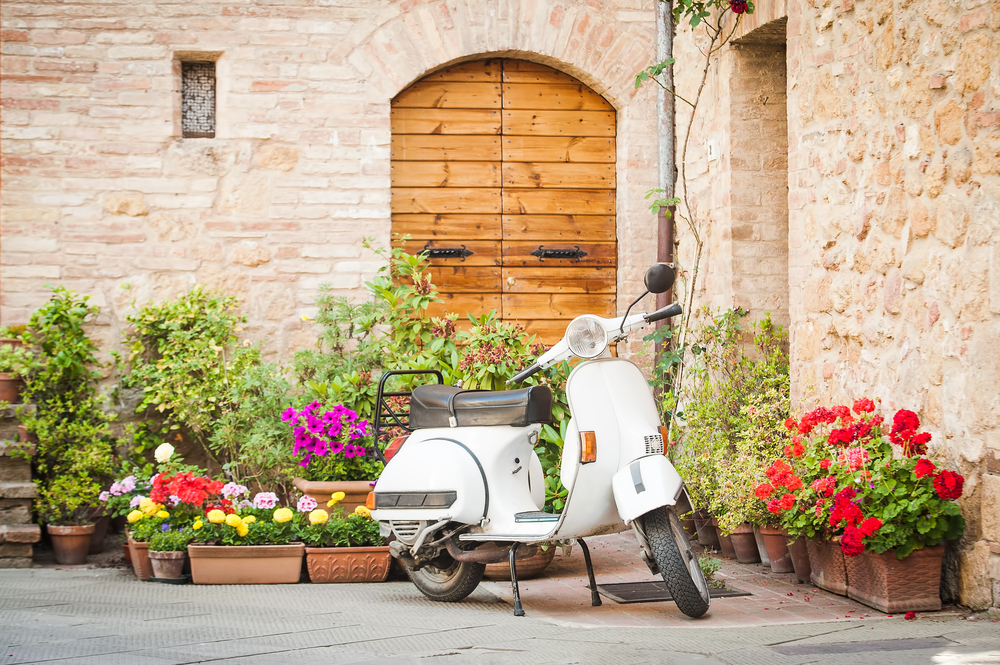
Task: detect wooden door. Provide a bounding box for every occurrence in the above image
[391,59,616,345]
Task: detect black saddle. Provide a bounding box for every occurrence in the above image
[408,384,553,429]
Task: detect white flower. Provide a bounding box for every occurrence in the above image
[154,443,175,464]
[253,492,279,510]
[296,496,318,513]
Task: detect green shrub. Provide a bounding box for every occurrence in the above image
[149,527,193,552]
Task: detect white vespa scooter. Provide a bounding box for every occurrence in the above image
[368,264,710,618]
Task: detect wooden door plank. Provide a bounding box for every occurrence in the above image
[392,161,500,187]
[502,189,615,215]
[392,187,501,213]
[501,267,616,294]
[502,214,615,241]
[392,214,501,240]
[392,82,501,108]
[502,240,616,266]
[503,110,615,137]
[393,238,501,267]
[391,108,501,135]
[503,293,616,319]
[426,293,502,319]
[422,59,500,82]
[502,83,613,111]
[501,60,580,85]
[502,136,615,163]
[502,162,615,189]
[427,266,502,293]
[512,319,571,347]
[392,135,501,161]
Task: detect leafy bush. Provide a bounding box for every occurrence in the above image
[297,508,383,548]
[149,527,193,552]
[0,345,37,378]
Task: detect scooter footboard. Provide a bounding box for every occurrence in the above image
[611,455,684,523]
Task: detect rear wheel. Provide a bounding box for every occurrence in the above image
[402,552,485,602]
[644,506,711,618]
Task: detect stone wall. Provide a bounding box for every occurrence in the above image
[1,0,663,365]
[673,0,1000,610]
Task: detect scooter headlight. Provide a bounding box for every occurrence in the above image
[566,315,609,359]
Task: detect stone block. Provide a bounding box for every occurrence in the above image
[0,557,32,569]
[982,474,1000,543]
[0,482,37,499]
[0,457,31,483]
[958,540,993,611]
[0,543,31,557]
[0,524,41,543]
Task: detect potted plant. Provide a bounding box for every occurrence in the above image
[757,399,966,611]
[148,526,193,580]
[0,344,36,404]
[187,491,305,584]
[125,495,174,580]
[298,494,390,583]
[283,402,382,514]
[36,475,103,565]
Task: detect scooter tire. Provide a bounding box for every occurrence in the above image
[644,506,711,618]
[402,554,486,603]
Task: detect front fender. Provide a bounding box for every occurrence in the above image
[611,454,684,523]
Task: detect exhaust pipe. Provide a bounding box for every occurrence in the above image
[445,540,538,564]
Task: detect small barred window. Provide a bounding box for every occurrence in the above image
[181,61,216,138]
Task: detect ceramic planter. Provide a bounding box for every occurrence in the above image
[127,532,154,581]
[786,533,812,582]
[188,543,305,584]
[728,524,761,564]
[710,518,738,559]
[807,537,847,595]
[759,525,794,573]
[484,544,556,580]
[48,524,95,565]
[305,546,391,583]
[692,510,720,548]
[0,373,22,404]
[752,526,771,567]
[292,478,373,515]
[844,545,944,613]
[148,550,187,579]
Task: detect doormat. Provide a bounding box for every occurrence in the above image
[596,581,751,604]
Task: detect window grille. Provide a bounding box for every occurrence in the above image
[181,61,216,138]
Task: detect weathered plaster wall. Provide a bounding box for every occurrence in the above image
[1,0,662,364]
[674,0,1000,610]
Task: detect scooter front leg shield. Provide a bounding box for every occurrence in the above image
[611,454,684,523]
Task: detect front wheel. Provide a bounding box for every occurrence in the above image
[644,506,711,618]
[402,552,485,603]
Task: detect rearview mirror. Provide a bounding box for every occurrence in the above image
[643,263,676,294]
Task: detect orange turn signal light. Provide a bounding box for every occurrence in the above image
[366,492,376,511]
[660,426,670,454]
[580,431,597,464]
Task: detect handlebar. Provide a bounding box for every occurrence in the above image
[643,302,682,324]
[506,362,541,386]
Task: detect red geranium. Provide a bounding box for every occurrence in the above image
[755,483,775,500]
[852,398,875,414]
[914,458,937,479]
[858,517,883,537]
[151,472,224,507]
[778,493,796,510]
[933,470,964,500]
[841,525,865,556]
[904,431,931,457]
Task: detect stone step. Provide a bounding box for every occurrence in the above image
[0,457,31,483]
[0,499,33,524]
[0,482,37,500]
[0,523,41,544]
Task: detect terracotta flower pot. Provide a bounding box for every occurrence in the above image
[188,543,305,584]
[127,532,154,581]
[786,533,812,582]
[48,524,95,565]
[123,542,132,565]
[807,537,847,595]
[728,524,761,564]
[0,373,23,404]
[711,518,738,559]
[759,525,794,573]
[88,515,109,555]
[292,478,373,515]
[148,550,188,579]
[305,546,391,583]
[484,544,556,580]
[692,510,720,548]
[753,526,770,567]
[844,545,944,613]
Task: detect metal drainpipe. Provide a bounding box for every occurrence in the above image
[656,0,676,315]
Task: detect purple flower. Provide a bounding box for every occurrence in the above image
[299,453,312,467]
[327,423,343,439]
[329,440,344,455]
[303,401,321,414]
[161,524,170,532]
[321,410,340,425]
[306,415,325,434]
[120,476,136,493]
[281,407,299,424]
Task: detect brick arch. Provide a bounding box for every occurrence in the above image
[345,0,655,110]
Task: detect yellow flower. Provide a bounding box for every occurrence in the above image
[273,507,293,523]
[207,509,226,524]
[327,491,346,507]
[301,314,308,322]
[139,497,158,515]
[127,510,143,523]
[236,522,249,537]
[309,509,329,525]
[225,513,243,528]
[156,510,169,519]
[241,515,256,524]
[192,520,203,531]
[353,505,371,518]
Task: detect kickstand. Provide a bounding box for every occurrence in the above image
[577,538,602,606]
[510,544,525,617]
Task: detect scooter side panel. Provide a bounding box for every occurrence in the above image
[611,453,684,523]
[371,435,488,524]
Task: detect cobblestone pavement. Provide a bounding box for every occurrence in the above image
[1,533,998,664]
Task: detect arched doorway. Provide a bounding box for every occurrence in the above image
[390,59,616,345]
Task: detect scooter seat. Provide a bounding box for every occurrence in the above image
[409,384,553,429]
